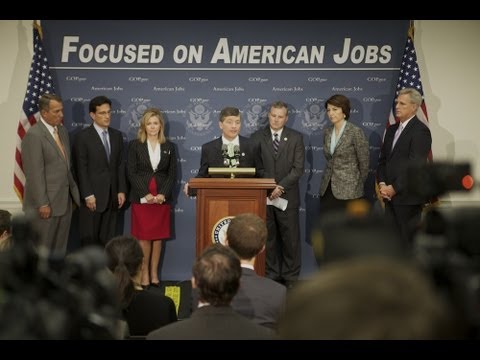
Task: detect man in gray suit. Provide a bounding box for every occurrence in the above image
[250,101,305,288]
[147,244,273,340]
[227,213,286,330]
[22,94,80,256]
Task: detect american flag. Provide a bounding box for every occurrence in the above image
[13,21,56,201]
[387,25,431,147]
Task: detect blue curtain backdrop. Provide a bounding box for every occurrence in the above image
[42,20,410,280]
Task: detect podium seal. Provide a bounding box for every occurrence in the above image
[212,216,234,245]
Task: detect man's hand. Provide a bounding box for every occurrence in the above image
[86,196,96,211]
[379,184,396,201]
[269,185,285,200]
[118,192,126,208]
[38,205,51,219]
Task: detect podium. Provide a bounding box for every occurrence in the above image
[189,178,276,276]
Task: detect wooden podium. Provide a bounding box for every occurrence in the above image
[189,178,276,276]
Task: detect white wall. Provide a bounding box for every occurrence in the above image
[1,20,479,214]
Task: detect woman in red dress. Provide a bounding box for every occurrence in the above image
[127,108,177,287]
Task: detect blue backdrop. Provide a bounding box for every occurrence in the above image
[42,20,409,280]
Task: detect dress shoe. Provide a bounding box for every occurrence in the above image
[150,282,160,288]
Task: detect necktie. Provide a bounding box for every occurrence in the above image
[101,130,111,161]
[227,143,235,157]
[391,124,403,149]
[53,127,66,159]
[273,133,279,154]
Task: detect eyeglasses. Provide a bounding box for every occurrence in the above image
[97,110,112,116]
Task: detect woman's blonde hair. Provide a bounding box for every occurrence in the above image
[137,108,166,144]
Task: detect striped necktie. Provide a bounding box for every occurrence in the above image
[273,133,279,154]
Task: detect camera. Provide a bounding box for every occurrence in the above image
[410,162,480,338]
[0,216,121,339]
[407,161,474,198]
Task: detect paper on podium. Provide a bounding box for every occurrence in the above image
[266,196,288,211]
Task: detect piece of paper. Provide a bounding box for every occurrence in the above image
[267,196,288,211]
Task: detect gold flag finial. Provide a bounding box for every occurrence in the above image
[33,20,43,40]
[408,20,415,41]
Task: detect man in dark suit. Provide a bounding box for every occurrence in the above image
[377,88,432,245]
[226,213,286,330]
[250,101,305,288]
[183,106,263,195]
[22,94,80,256]
[146,244,273,340]
[73,96,127,247]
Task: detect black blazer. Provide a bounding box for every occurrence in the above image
[377,116,432,205]
[127,139,177,203]
[124,289,177,337]
[73,125,127,212]
[197,136,263,178]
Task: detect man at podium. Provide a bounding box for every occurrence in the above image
[183,106,263,195]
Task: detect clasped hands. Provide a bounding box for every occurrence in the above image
[269,185,285,200]
[379,183,396,201]
[145,193,165,204]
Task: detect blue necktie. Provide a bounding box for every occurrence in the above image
[101,130,111,161]
[273,133,279,154]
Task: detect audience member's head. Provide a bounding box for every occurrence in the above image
[105,235,144,308]
[0,209,13,251]
[192,244,241,306]
[279,257,455,339]
[226,213,266,260]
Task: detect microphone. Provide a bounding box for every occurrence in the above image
[233,145,240,164]
[221,144,229,166]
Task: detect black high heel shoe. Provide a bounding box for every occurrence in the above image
[150,282,160,288]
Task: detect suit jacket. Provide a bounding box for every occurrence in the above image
[124,288,177,336]
[22,121,80,215]
[197,136,263,178]
[319,121,369,199]
[377,116,432,205]
[250,126,305,208]
[73,125,127,212]
[231,267,286,329]
[146,305,274,340]
[127,139,177,203]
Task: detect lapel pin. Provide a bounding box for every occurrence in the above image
[284,137,288,141]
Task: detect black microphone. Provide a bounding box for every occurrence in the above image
[221,144,229,166]
[233,145,240,164]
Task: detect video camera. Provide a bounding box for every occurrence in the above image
[0,216,121,339]
[408,162,480,338]
[407,161,474,199]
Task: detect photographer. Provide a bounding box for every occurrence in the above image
[0,216,121,339]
